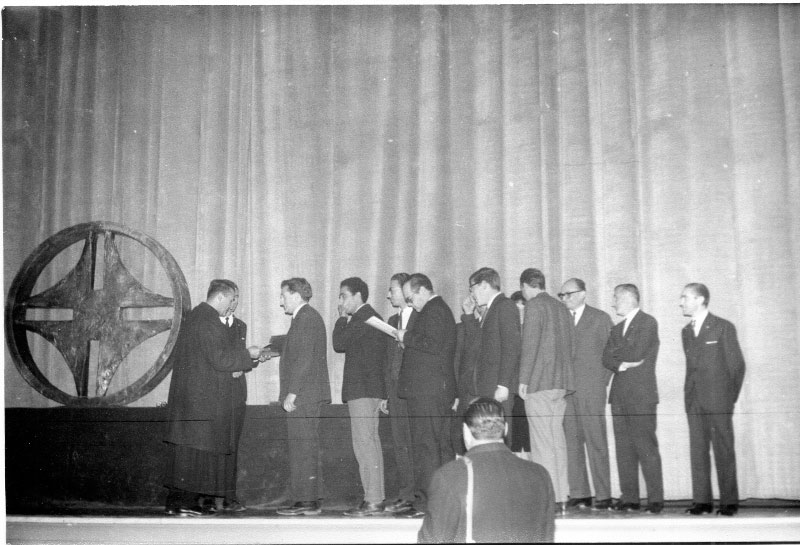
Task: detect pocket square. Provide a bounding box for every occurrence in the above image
[705,341,718,344]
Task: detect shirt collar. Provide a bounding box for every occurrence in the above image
[293,302,307,319]
[693,308,709,328]
[572,303,586,323]
[484,291,501,313]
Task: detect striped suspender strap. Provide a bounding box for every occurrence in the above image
[463,456,475,543]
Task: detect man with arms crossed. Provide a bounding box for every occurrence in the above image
[333,277,388,516]
[559,278,614,511]
[602,283,663,514]
[679,283,745,517]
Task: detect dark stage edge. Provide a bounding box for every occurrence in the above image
[7,500,800,544]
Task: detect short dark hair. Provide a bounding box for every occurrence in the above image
[615,283,640,303]
[390,272,410,286]
[565,277,586,292]
[469,267,501,291]
[405,273,433,293]
[340,277,369,303]
[520,268,546,290]
[281,278,313,302]
[464,397,506,440]
[207,279,238,300]
[685,282,710,306]
[510,290,524,304]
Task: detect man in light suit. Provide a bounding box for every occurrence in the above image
[602,283,663,514]
[459,267,521,441]
[381,272,417,514]
[395,273,457,518]
[559,278,614,511]
[518,268,575,510]
[333,277,388,516]
[276,278,331,516]
[679,283,746,517]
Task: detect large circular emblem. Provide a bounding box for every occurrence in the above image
[5,222,191,406]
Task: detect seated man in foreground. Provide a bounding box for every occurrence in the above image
[418,398,555,543]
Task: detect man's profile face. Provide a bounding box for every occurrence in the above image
[679,288,702,317]
[387,280,405,308]
[612,289,634,317]
[470,280,492,307]
[403,283,426,313]
[280,286,300,315]
[225,290,240,317]
[559,281,585,311]
[338,286,361,315]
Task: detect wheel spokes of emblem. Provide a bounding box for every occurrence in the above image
[5,222,191,406]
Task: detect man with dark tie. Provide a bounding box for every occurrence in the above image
[679,283,746,517]
[602,283,663,514]
[518,268,575,511]
[276,278,331,516]
[559,278,613,511]
[459,267,521,440]
[333,277,388,516]
[219,287,250,512]
[394,273,457,518]
[381,273,417,515]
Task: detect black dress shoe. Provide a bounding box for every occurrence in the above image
[165,506,214,517]
[717,504,738,516]
[217,499,246,512]
[384,499,414,514]
[399,507,426,518]
[611,501,640,512]
[645,502,663,514]
[566,497,592,509]
[592,499,613,511]
[277,501,321,516]
[344,500,385,517]
[685,502,713,515]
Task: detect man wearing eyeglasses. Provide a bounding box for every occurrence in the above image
[518,268,575,512]
[558,278,614,511]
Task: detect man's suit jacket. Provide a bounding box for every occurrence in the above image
[418,442,555,543]
[166,302,254,454]
[279,303,331,406]
[572,305,613,408]
[229,316,249,407]
[333,303,387,402]
[682,312,746,413]
[519,292,575,393]
[398,295,457,400]
[461,294,521,399]
[386,310,417,394]
[602,309,659,406]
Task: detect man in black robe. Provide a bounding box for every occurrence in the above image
[164,279,263,516]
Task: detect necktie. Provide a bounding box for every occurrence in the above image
[690,319,696,337]
[571,310,577,325]
[226,316,232,327]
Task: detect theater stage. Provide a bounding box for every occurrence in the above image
[7,500,800,544]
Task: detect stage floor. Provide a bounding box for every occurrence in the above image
[7,500,800,544]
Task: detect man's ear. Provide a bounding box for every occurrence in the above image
[504,421,509,438]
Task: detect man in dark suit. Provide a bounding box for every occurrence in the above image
[419,398,555,543]
[276,278,331,516]
[381,272,417,514]
[459,267,521,441]
[679,283,746,517]
[395,273,457,518]
[164,279,262,517]
[219,291,250,512]
[518,268,575,510]
[559,278,614,511]
[602,283,663,514]
[332,277,388,516]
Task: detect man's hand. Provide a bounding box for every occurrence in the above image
[618,360,644,372]
[494,385,509,403]
[518,383,528,397]
[258,347,272,362]
[379,399,389,415]
[394,329,406,343]
[283,393,297,412]
[248,345,262,359]
[461,296,476,316]
[232,371,243,378]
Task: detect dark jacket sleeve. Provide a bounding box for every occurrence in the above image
[497,298,522,390]
[721,320,746,403]
[404,301,452,356]
[418,464,463,543]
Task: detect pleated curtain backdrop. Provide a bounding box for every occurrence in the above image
[3,5,799,499]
